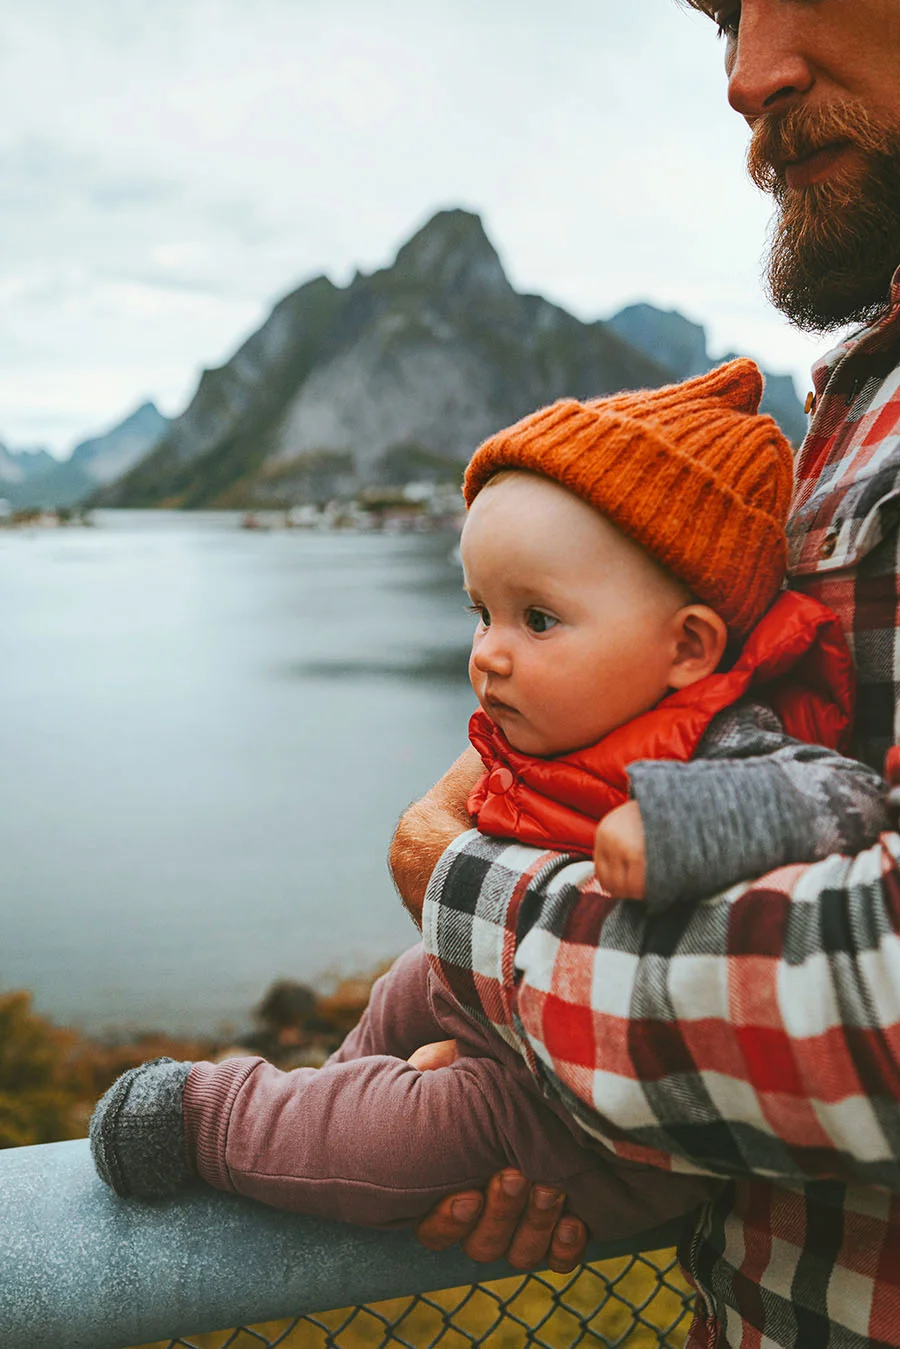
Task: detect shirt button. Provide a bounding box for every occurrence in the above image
[820,531,838,559]
[488,766,515,794]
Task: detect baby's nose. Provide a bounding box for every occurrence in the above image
[472,629,513,675]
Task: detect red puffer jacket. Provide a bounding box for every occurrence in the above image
[467,591,854,855]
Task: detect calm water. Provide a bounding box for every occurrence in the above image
[0,512,476,1036]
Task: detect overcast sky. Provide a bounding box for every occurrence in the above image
[0,1,834,458]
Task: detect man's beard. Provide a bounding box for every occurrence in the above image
[747,101,900,332]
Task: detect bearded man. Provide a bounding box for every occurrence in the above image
[393,3,900,1344]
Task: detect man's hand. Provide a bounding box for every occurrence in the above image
[414,1170,588,1273]
[593,801,647,899]
[407,1044,586,1269]
[408,1044,587,1270]
[389,746,484,926]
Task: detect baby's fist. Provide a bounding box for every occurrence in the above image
[593,801,647,899]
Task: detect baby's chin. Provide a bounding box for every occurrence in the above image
[482,702,602,758]
[503,727,576,759]
[506,722,622,759]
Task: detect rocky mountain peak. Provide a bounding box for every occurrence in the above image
[90,211,808,511]
[391,209,514,304]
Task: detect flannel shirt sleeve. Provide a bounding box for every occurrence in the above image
[422,828,900,1189]
[629,700,890,913]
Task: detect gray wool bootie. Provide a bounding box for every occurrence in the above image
[89,1056,195,1199]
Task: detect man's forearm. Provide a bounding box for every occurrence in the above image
[389,746,483,926]
[423,827,900,1189]
[389,796,470,927]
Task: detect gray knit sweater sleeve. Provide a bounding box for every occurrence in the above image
[628,700,890,914]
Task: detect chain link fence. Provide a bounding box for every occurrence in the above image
[136,1247,693,1349]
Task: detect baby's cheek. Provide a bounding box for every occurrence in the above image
[546,693,607,751]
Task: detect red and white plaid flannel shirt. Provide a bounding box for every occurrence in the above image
[424,277,900,1349]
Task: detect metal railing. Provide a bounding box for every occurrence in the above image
[0,1139,694,1349]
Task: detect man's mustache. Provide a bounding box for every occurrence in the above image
[747,100,896,195]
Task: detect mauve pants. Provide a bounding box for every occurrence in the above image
[184,944,714,1234]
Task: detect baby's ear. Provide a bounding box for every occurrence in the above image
[667,605,728,689]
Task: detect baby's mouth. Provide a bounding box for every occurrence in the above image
[484,693,518,718]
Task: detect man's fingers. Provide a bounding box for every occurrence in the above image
[506,1185,566,1269]
[460,1169,531,1263]
[414,1190,484,1252]
[415,1174,584,1274]
[546,1214,588,1274]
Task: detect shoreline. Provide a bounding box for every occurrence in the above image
[1,964,388,1151]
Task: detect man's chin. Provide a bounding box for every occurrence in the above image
[746,102,900,330]
[769,270,895,335]
[766,180,900,332]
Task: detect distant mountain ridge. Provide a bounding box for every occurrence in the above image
[607,303,807,446]
[93,209,806,511]
[0,402,169,509]
[0,444,57,501]
[43,401,169,508]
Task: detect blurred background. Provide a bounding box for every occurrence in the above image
[0,1,830,1050]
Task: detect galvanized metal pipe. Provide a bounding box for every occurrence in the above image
[0,1138,684,1349]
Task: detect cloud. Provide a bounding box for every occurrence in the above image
[0,1,832,453]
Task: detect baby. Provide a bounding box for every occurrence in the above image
[90,360,888,1242]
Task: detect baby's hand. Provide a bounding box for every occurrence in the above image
[593,801,647,899]
[408,1040,459,1071]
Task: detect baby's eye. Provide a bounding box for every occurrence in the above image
[525,609,558,634]
[467,602,490,627]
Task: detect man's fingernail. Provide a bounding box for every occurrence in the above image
[451,1197,481,1221]
[501,1173,528,1198]
[558,1219,580,1245]
[534,1187,561,1210]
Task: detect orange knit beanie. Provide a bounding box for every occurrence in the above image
[463,359,793,635]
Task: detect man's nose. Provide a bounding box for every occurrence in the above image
[726,4,814,121]
[472,628,513,677]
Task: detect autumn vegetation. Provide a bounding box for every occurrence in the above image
[0,972,382,1150]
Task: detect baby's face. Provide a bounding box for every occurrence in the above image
[460,472,690,758]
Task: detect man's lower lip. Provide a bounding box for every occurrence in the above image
[784,142,853,189]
